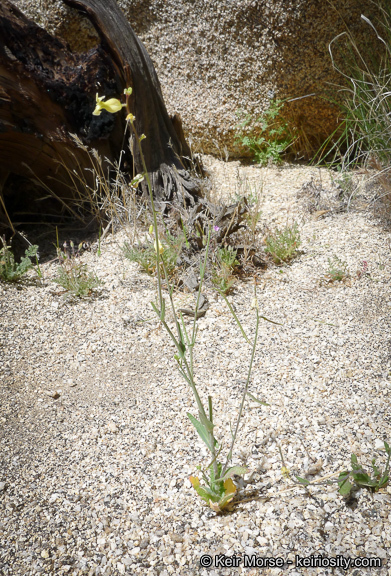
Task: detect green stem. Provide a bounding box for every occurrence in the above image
[124,94,218,482]
[222,306,260,476]
[127,114,163,312]
[190,230,210,377]
[219,291,250,344]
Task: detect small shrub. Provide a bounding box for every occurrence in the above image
[123,231,184,278]
[212,245,239,294]
[123,242,156,275]
[325,255,350,282]
[54,243,101,297]
[235,99,296,165]
[337,443,390,498]
[265,223,301,264]
[285,441,390,503]
[0,238,39,282]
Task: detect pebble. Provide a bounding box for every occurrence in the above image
[0,161,390,575]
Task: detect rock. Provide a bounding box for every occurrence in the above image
[0,482,7,491]
[107,422,118,433]
[305,458,323,477]
[170,533,184,543]
[139,537,149,549]
[116,562,125,575]
[45,390,61,399]
[41,550,49,559]
[375,439,385,450]
[13,0,383,155]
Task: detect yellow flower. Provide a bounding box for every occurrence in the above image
[154,239,164,255]
[92,94,123,116]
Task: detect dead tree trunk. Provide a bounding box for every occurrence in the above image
[0,0,202,232]
[61,0,203,206]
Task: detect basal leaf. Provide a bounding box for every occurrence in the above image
[352,473,377,487]
[214,479,237,511]
[189,476,214,503]
[351,454,359,469]
[218,466,248,482]
[339,479,353,496]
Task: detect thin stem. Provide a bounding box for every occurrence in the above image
[222,306,260,476]
[189,230,210,379]
[219,291,250,344]
[124,93,220,483]
[126,111,163,311]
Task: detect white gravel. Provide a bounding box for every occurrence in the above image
[1,158,391,575]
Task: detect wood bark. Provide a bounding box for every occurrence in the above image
[0,0,202,232]
[61,0,203,206]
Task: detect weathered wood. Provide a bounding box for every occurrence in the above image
[0,0,128,228]
[0,0,202,232]
[61,0,203,205]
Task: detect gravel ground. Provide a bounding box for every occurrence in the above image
[1,158,391,576]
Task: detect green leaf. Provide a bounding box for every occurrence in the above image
[295,476,310,486]
[187,413,213,451]
[217,466,248,483]
[25,245,39,258]
[339,479,354,496]
[351,454,360,470]
[338,470,350,480]
[352,472,377,487]
[191,483,216,503]
[177,341,186,359]
[217,491,236,509]
[384,441,390,454]
[371,461,381,477]
[199,411,214,434]
[247,392,270,406]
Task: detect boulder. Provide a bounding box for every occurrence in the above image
[13,0,382,156]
